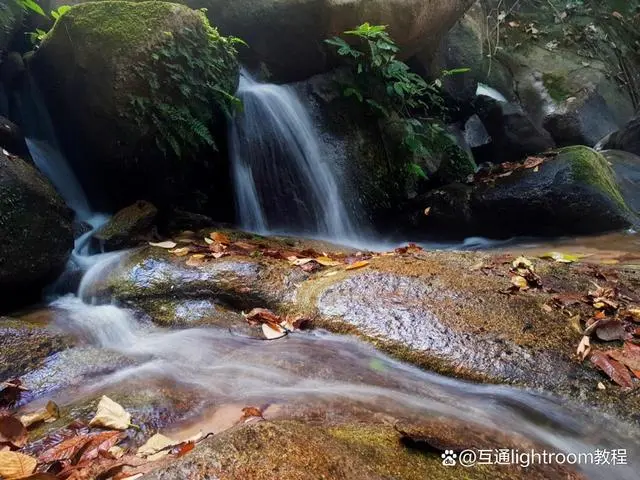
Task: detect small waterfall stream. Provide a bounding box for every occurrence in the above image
[230,71,357,240]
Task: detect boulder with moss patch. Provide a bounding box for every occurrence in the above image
[30,1,240,212]
[413,146,636,238]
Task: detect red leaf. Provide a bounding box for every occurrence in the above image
[174,441,195,458]
[40,434,95,464]
[75,431,124,464]
[591,351,634,389]
[607,342,640,371]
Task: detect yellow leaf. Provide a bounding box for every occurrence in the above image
[288,257,315,266]
[346,260,370,271]
[262,323,287,340]
[186,254,206,267]
[19,400,59,428]
[137,433,176,459]
[539,251,582,263]
[168,247,190,257]
[0,451,37,479]
[510,275,529,290]
[512,257,533,270]
[315,256,341,267]
[324,271,339,277]
[89,396,131,431]
[148,241,176,249]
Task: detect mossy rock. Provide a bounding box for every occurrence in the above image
[0,0,23,54]
[94,200,158,251]
[0,151,74,311]
[30,1,240,211]
[415,146,635,238]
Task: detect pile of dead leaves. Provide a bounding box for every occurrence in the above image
[0,393,210,480]
[469,154,554,184]
[243,308,312,340]
[505,257,542,293]
[568,282,640,389]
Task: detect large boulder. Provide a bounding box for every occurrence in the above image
[410,146,636,238]
[29,1,239,212]
[0,1,23,54]
[0,150,74,310]
[181,0,476,82]
[601,117,640,156]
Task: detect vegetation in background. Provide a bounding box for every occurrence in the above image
[326,23,472,182]
[129,11,243,158]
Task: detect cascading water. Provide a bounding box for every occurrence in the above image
[230,71,357,240]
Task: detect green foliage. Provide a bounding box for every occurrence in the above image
[326,23,468,182]
[129,12,241,158]
[51,5,71,20]
[15,0,45,17]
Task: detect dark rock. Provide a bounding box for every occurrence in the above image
[601,116,640,156]
[0,150,74,311]
[0,114,29,157]
[603,149,640,215]
[166,208,215,232]
[474,96,555,163]
[0,51,25,90]
[93,200,158,251]
[543,91,622,147]
[414,146,634,238]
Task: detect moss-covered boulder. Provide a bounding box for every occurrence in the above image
[0,150,74,311]
[94,200,158,251]
[30,1,240,212]
[412,146,635,238]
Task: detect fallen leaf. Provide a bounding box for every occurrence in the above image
[512,257,534,271]
[108,446,126,459]
[241,406,264,421]
[89,396,131,431]
[210,232,230,245]
[148,241,176,249]
[137,433,176,459]
[423,207,431,216]
[262,323,287,340]
[607,342,640,371]
[324,270,339,277]
[20,401,60,428]
[597,382,606,390]
[185,254,206,267]
[539,251,582,263]
[168,247,190,257]
[288,257,315,266]
[0,451,37,479]
[244,308,281,326]
[577,336,591,361]
[39,435,93,463]
[345,260,370,271]
[0,380,28,407]
[204,237,214,245]
[591,351,634,389]
[315,256,341,267]
[0,415,28,449]
[510,275,529,290]
[173,441,195,457]
[75,431,124,465]
[523,156,544,169]
[594,319,628,342]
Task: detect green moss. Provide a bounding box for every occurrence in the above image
[542,72,572,102]
[561,146,628,210]
[435,141,477,184]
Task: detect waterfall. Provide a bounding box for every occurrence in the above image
[230,71,357,240]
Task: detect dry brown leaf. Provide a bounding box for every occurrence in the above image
[346,260,370,271]
[607,342,640,371]
[0,415,28,448]
[594,320,628,342]
[510,275,529,290]
[210,232,230,245]
[76,431,124,464]
[168,247,190,257]
[244,308,281,326]
[591,351,634,389]
[423,207,431,216]
[241,406,264,421]
[0,451,37,479]
[137,433,176,459]
[89,396,131,431]
[185,254,206,267]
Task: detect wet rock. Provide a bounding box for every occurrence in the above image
[0,3,23,55]
[0,51,25,90]
[601,116,640,157]
[0,150,74,311]
[543,90,622,147]
[474,96,555,164]
[603,150,640,215]
[414,146,634,238]
[94,201,158,251]
[143,420,577,480]
[30,1,239,211]
[0,114,29,157]
[0,315,72,380]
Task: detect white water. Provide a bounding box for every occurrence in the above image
[230,71,357,240]
[476,83,508,103]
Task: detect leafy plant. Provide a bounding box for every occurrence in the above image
[129,12,243,158]
[51,5,71,20]
[326,23,472,182]
[15,0,45,17]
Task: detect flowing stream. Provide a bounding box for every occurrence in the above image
[11,72,640,480]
